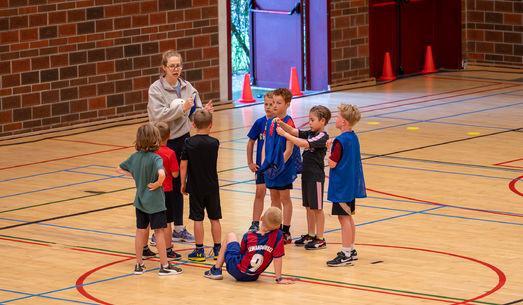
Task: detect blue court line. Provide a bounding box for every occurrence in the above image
[0,165,97,183]
[0,175,123,199]
[361,100,523,134]
[0,288,98,305]
[362,162,523,181]
[377,116,514,131]
[217,146,250,152]
[505,93,523,97]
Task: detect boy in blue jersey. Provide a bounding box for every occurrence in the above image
[260,88,301,244]
[246,91,274,232]
[203,207,294,284]
[326,104,367,267]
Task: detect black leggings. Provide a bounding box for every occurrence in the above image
[167,132,190,226]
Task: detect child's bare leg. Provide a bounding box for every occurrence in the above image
[306,207,315,235]
[269,188,281,209]
[314,209,325,239]
[135,228,148,263]
[194,220,204,245]
[279,189,292,226]
[252,184,266,221]
[210,219,221,244]
[338,215,352,248]
[165,223,172,248]
[154,228,168,266]
[215,232,238,268]
[348,215,355,245]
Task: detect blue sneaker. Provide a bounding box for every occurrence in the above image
[150,233,156,246]
[204,265,223,280]
[213,245,221,260]
[172,227,196,242]
[188,247,205,261]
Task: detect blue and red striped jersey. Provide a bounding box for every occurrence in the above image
[237,229,285,276]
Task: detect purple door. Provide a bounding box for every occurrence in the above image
[249,0,304,88]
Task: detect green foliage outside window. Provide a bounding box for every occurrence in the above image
[231,0,250,73]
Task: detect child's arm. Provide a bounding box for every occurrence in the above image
[326,139,338,168]
[282,138,294,162]
[172,170,179,178]
[148,169,165,191]
[276,127,309,148]
[179,160,188,195]
[246,138,259,172]
[273,117,298,136]
[272,257,295,284]
[116,166,132,177]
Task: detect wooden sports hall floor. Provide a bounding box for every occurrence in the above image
[0,67,522,305]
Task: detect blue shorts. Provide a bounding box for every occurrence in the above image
[255,171,265,184]
[224,242,259,282]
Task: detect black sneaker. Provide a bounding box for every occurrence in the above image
[167,248,182,261]
[134,263,146,275]
[158,263,183,276]
[142,246,156,259]
[351,249,358,260]
[283,232,292,245]
[294,234,314,246]
[326,251,353,267]
[213,245,221,260]
[305,237,326,250]
[248,222,260,232]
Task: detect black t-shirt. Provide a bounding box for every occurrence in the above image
[298,130,329,181]
[181,134,220,195]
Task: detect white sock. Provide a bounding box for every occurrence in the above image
[162,264,169,268]
[342,247,351,256]
[174,226,184,232]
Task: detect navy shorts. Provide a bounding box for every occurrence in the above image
[224,242,259,282]
[332,199,356,216]
[135,208,167,230]
[255,171,265,184]
[267,183,293,190]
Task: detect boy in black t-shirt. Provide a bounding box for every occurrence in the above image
[274,105,331,250]
[180,109,222,261]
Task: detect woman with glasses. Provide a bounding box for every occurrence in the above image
[147,49,214,248]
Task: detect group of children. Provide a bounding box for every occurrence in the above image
[117,88,366,281]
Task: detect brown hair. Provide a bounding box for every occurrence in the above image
[264,91,273,99]
[261,207,283,231]
[135,124,161,152]
[161,50,182,66]
[272,88,292,104]
[310,105,331,124]
[193,109,213,129]
[338,104,361,126]
[155,122,170,142]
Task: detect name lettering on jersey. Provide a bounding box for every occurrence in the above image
[248,245,273,252]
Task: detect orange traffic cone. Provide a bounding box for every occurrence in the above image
[288,66,304,96]
[236,73,256,103]
[378,52,396,81]
[421,45,437,74]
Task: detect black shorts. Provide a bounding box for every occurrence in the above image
[332,199,356,216]
[164,190,175,223]
[302,180,324,210]
[267,183,293,190]
[255,171,265,184]
[189,190,222,221]
[136,208,167,229]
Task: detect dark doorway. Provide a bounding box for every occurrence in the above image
[369,0,461,79]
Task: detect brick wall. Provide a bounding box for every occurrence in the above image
[0,0,219,137]
[329,0,370,85]
[464,0,523,66]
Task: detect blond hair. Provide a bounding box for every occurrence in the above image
[261,207,282,231]
[338,104,361,126]
[193,109,213,129]
[161,49,182,66]
[155,122,170,142]
[135,124,161,152]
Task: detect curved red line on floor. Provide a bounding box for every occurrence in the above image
[508,175,523,197]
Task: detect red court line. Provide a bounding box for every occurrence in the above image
[493,157,523,169]
[0,146,131,171]
[426,75,509,84]
[366,187,523,218]
[48,138,129,148]
[0,236,52,247]
[508,175,523,197]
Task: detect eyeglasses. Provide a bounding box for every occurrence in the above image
[166,64,183,71]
